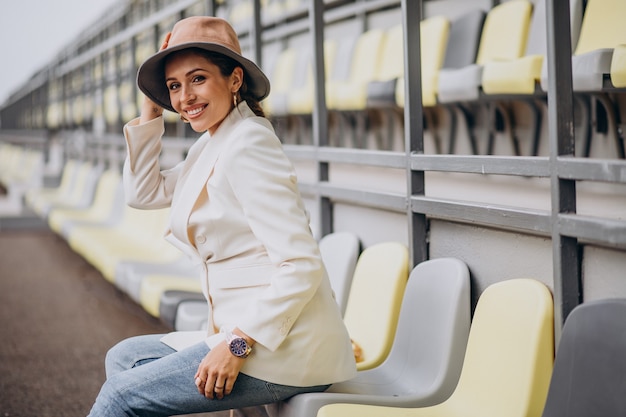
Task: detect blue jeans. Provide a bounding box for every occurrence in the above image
[87,334,329,417]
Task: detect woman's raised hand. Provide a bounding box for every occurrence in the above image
[139,32,172,123]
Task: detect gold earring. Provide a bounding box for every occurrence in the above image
[180,114,189,123]
[233,93,238,108]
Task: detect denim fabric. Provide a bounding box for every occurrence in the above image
[87,334,329,417]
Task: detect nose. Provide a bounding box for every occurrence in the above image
[180,84,196,103]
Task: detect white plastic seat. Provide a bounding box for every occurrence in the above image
[278,258,471,417]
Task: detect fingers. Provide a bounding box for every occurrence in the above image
[160,32,171,51]
[194,374,229,399]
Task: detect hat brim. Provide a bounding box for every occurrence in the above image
[137,42,271,113]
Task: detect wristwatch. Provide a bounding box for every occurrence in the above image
[225,330,252,358]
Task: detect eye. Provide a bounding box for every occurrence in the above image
[192,75,206,83]
[167,82,180,91]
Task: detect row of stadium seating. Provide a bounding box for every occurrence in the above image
[3,145,625,416]
[263,0,626,157]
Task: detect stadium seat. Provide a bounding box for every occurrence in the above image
[539,0,626,92]
[318,231,360,316]
[363,23,404,108]
[278,258,471,417]
[67,205,180,282]
[139,274,202,318]
[540,299,626,417]
[318,278,554,417]
[286,39,338,115]
[115,255,200,303]
[31,161,102,219]
[25,159,80,216]
[343,241,409,371]
[326,28,387,111]
[437,0,533,103]
[610,44,626,87]
[47,168,122,238]
[263,46,299,117]
[393,15,450,108]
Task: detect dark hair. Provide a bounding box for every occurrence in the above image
[190,48,266,118]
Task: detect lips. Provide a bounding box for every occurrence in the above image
[186,105,207,117]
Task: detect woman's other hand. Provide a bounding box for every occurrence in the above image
[194,341,245,399]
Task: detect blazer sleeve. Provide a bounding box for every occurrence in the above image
[123,116,182,209]
[223,120,325,352]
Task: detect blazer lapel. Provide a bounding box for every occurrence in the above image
[168,103,250,249]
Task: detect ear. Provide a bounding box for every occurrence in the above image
[231,67,244,93]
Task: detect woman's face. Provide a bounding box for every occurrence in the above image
[165,50,243,134]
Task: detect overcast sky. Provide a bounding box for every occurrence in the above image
[0,0,120,105]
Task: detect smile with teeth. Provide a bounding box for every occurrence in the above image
[186,105,206,116]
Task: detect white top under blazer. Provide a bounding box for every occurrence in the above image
[122,102,357,387]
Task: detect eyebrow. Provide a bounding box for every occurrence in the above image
[165,68,206,83]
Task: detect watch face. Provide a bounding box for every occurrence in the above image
[229,337,249,357]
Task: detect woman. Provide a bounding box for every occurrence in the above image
[87,16,356,416]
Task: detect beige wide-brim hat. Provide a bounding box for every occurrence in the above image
[137,16,270,113]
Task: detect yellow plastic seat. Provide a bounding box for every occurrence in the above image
[437,0,533,103]
[484,0,583,95]
[48,169,121,238]
[287,39,338,115]
[343,242,409,371]
[541,0,626,91]
[395,16,450,107]
[25,159,79,216]
[68,206,180,282]
[327,28,386,111]
[263,47,298,117]
[610,44,626,87]
[318,278,554,417]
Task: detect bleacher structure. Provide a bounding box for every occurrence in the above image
[1,1,626,415]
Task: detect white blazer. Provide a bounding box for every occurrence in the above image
[122,102,356,387]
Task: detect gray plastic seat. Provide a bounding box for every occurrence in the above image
[541,298,626,417]
[277,257,471,417]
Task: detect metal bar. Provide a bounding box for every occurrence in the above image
[319,184,407,212]
[559,214,626,248]
[557,157,626,183]
[411,154,551,177]
[402,0,427,266]
[546,0,580,341]
[251,0,263,67]
[411,196,552,235]
[310,0,332,237]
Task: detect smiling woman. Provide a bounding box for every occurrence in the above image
[87,15,357,417]
[164,50,245,133]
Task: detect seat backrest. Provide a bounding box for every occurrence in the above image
[575,0,626,56]
[476,0,533,65]
[342,242,409,371]
[420,15,450,79]
[445,278,554,417]
[383,258,470,399]
[347,28,386,85]
[318,231,361,316]
[526,0,584,57]
[263,47,298,115]
[342,258,471,400]
[442,9,486,70]
[541,299,626,417]
[376,24,404,82]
